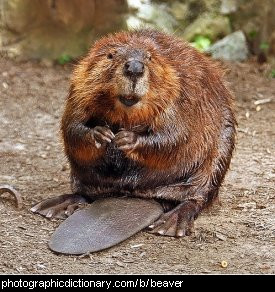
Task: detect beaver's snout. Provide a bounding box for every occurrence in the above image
[123,60,144,78]
[116,54,149,101]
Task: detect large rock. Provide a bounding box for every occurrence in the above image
[127,0,229,42]
[0,0,127,60]
[127,0,178,33]
[207,31,249,61]
[182,12,231,41]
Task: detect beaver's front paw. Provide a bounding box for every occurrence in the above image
[114,130,139,151]
[148,201,199,237]
[93,126,115,148]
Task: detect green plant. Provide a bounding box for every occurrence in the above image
[57,54,73,65]
[271,69,275,78]
[259,42,269,51]
[191,35,211,52]
[248,30,258,39]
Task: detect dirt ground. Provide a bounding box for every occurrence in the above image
[0,56,274,274]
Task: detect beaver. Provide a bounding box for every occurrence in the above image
[31,29,236,237]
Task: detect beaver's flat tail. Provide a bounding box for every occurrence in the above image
[49,197,163,254]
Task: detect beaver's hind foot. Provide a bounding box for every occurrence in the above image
[148,200,200,237]
[30,194,89,219]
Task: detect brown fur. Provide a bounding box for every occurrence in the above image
[60,29,236,236]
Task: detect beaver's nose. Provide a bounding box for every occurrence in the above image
[124,60,144,78]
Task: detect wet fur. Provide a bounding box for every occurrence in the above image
[61,29,236,211]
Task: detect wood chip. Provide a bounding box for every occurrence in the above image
[254,98,271,105]
[215,232,227,241]
[116,261,126,267]
[130,244,144,248]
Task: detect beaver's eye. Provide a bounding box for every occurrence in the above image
[107,53,113,59]
[146,53,151,61]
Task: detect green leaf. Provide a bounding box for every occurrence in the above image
[248,30,257,39]
[260,42,269,51]
[57,54,73,65]
[191,35,211,52]
[271,69,275,78]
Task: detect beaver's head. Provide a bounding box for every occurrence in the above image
[73,31,181,126]
[110,47,150,107]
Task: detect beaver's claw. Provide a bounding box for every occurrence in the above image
[93,126,115,148]
[148,201,199,237]
[114,130,139,151]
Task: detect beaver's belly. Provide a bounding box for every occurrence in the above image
[71,143,187,197]
[95,143,141,179]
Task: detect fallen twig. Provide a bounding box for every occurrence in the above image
[0,185,23,209]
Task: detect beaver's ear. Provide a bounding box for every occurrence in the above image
[107,53,113,59]
[107,49,118,60]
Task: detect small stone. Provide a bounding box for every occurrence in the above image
[36,263,46,269]
[2,82,9,89]
[221,260,228,268]
[139,252,146,258]
[256,105,261,112]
